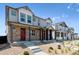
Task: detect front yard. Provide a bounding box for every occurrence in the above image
[0,46,32,55]
[0,40,79,55]
[40,40,79,55]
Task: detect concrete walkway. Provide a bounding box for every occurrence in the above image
[22,41,47,55]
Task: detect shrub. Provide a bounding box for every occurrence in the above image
[23,51,29,55]
[48,47,54,53]
[58,45,61,49]
[49,47,53,50]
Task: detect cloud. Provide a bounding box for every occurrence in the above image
[52,13,69,23]
[52,16,61,23]
[52,16,61,21]
[67,6,70,9]
[67,4,72,9]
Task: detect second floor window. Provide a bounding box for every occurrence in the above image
[33,19,36,22]
[20,13,26,22]
[27,15,32,23]
[11,10,16,16]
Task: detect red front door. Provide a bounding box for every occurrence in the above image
[20,28,26,41]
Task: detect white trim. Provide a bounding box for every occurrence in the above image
[19,12,27,24]
[26,15,33,25]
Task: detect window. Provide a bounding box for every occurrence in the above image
[20,13,26,22]
[56,32,60,37]
[31,30,35,36]
[33,17,36,22]
[27,15,32,23]
[11,10,16,16]
[33,19,36,22]
[61,32,63,37]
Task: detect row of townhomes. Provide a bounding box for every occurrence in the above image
[6,6,78,44]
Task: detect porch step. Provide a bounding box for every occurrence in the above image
[28,46,47,55]
[31,48,42,53]
[23,42,35,47]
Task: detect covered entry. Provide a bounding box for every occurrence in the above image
[20,28,26,41]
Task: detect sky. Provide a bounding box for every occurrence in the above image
[0,3,79,36]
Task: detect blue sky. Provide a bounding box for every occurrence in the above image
[0,3,79,36]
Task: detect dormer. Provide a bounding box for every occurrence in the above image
[46,18,52,27]
[18,6,34,25]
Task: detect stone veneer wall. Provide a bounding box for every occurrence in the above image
[30,28,40,40]
[12,25,20,42]
[25,26,29,40]
[12,25,30,41]
[7,24,13,43]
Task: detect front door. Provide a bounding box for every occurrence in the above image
[20,28,26,41]
[50,30,52,40]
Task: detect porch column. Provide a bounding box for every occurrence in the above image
[46,29,48,40]
[8,24,13,44]
[39,29,41,40]
[52,30,55,40]
[39,29,42,40]
[59,32,61,40]
[10,24,13,43]
[55,31,56,40]
[42,29,43,40]
[63,32,64,40]
[29,26,31,41]
[45,29,46,40]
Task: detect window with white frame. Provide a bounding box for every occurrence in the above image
[11,10,16,16]
[20,13,26,22]
[33,17,36,22]
[27,15,32,23]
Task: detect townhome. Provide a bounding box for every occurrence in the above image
[6,6,54,44]
[54,22,68,41]
[73,33,78,39]
[67,27,74,40]
[6,5,78,44]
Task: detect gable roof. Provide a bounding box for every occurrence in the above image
[56,22,68,27]
[17,6,34,15]
[68,27,74,31]
[33,15,46,20]
[6,5,17,10]
[6,5,52,22]
[46,18,53,23]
